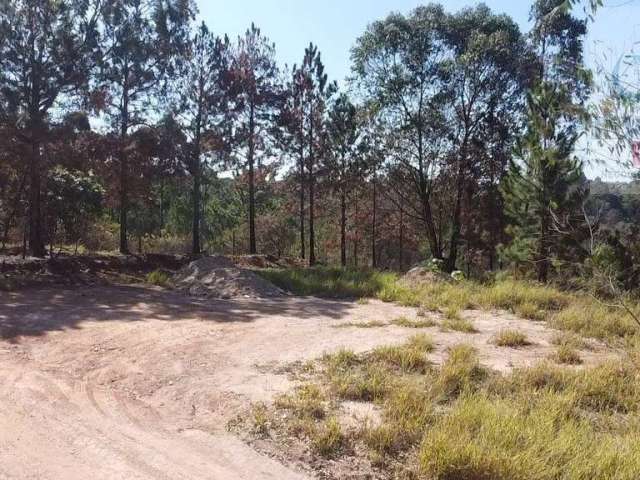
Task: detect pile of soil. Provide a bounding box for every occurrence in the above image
[232,254,304,270]
[175,256,284,299]
[402,266,452,285]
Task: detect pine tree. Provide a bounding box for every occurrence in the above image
[227,24,281,255]
[502,83,586,281]
[501,0,590,282]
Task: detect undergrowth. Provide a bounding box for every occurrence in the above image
[260,267,640,341]
[254,336,640,479]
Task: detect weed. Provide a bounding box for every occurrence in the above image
[492,329,530,348]
[146,269,171,287]
[552,344,582,365]
[391,316,437,328]
[311,417,344,457]
[441,317,478,333]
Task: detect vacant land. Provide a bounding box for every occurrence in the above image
[0,267,634,479]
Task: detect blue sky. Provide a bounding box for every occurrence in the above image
[196,1,640,179]
[196,0,640,84]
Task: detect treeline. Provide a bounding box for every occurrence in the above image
[0,0,631,283]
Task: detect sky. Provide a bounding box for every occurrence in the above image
[196,0,640,179]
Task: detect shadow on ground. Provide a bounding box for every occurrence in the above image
[0,284,356,342]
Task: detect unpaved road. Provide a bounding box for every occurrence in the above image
[0,285,614,479]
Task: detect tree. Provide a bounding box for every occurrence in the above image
[352,5,449,261]
[96,0,194,254]
[173,22,230,254]
[327,93,360,266]
[294,44,335,265]
[227,24,281,255]
[502,83,587,281]
[441,5,527,271]
[0,0,101,256]
[501,0,590,282]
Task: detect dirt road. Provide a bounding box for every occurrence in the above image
[0,285,422,480]
[0,285,613,479]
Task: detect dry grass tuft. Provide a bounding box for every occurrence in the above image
[491,329,531,348]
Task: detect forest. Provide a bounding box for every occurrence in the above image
[1,0,636,287]
[6,1,640,480]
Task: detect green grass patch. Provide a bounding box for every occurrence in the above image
[257,267,398,298]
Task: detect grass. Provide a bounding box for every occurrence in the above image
[146,269,172,287]
[261,267,640,342]
[259,331,640,479]
[491,329,531,348]
[311,417,344,457]
[552,344,583,365]
[333,320,386,328]
[258,267,398,298]
[441,317,478,333]
[391,316,437,328]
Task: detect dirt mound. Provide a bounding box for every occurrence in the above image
[175,256,284,299]
[233,255,304,270]
[402,266,452,285]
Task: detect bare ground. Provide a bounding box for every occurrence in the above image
[0,285,616,479]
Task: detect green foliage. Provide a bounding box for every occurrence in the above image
[145,269,172,287]
[258,267,398,298]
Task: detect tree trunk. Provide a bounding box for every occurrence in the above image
[192,102,203,255]
[308,106,316,267]
[371,170,377,269]
[340,190,346,267]
[28,137,45,257]
[399,202,405,271]
[192,153,201,255]
[447,158,465,272]
[299,128,305,260]
[248,103,257,254]
[119,90,130,255]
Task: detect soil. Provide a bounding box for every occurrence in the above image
[174,256,285,299]
[0,284,618,479]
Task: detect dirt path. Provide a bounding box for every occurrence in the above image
[0,285,614,479]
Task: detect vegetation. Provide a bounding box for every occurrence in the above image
[491,329,531,348]
[255,332,640,479]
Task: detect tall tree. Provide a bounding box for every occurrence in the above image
[502,0,590,282]
[0,0,101,256]
[327,93,359,266]
[441,5,527,271]
[96,0,194,254]
[173,23,230,254]
[294,44,335,265]
[227,24,281,255]
[352,5,449,261]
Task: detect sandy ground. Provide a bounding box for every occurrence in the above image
[0,285,614,480]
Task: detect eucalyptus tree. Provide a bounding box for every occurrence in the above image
[95,0,195,253]
[0,0,101,256]
[441,5,527,271]
[227,24,281,255]
[352,5,450,261]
